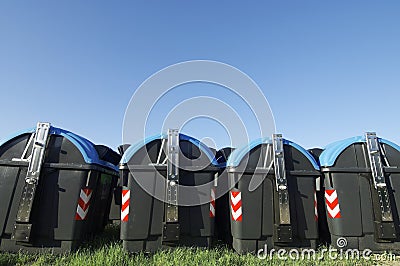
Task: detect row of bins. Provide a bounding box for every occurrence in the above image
[2,122,400,255]
[117,131,322,253]
[220,133,400,254]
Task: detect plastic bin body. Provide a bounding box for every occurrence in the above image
[227,138,320,253]
[319,136,400,252]
[0,126,119,253]
[120,134,219,253]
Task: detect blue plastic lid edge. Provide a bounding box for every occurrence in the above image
[284,139,320,170]
[380,138,400,153]
[50,127,118,171]
[227,137,270,167]
[0,127,36,147]
[121,133,219,166]
[227,137,319,170]
[319,136,400,167]
[120,134,167,164]
[0,126,118,172]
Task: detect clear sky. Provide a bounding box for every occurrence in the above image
[1,1,399,151]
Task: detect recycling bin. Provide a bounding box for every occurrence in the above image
[319,132,400,252]
[227,134,320,254]
[0,122,119,253]
[120,130,220,253]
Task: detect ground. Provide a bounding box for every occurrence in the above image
[0,225,398,266]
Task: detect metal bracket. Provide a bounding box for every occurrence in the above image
[11,224,32,242]
[12,122,51,242]
[273,224,293,243]
[272,134,291,225]
[375,221,396,241]
[162,223,180,242]
[151,138,166,166]
[365,132,394,223]
[12,133,34,162]
[165,129,179,224]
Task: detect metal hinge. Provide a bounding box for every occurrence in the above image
[163,129,180,241]
[365,132,393,222]
[11,122,51,242]
[272,134,291,226]
[365,132,396,240]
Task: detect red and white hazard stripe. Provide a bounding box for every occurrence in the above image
[210,188,216,218]
[230,191,242,221]
[75,188,92,220]
[314,191,318,221]
[325,189,341,218]
[121,189,130,222]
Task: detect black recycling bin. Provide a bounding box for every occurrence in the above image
[319,133,400,252]
[227,134,320,254]
[119,130,220,253]
[0,122,119,253]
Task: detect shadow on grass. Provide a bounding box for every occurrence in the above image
[79,222,122,251]
[0,223,122,266]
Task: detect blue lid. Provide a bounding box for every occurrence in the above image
[227,137,320,170]
[120,133,218,166]
[319,136,400,167]
[0,126,118,172]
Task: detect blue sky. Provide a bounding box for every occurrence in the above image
[1,1,399,150]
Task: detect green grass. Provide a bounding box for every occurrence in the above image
[0,225,393,266]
